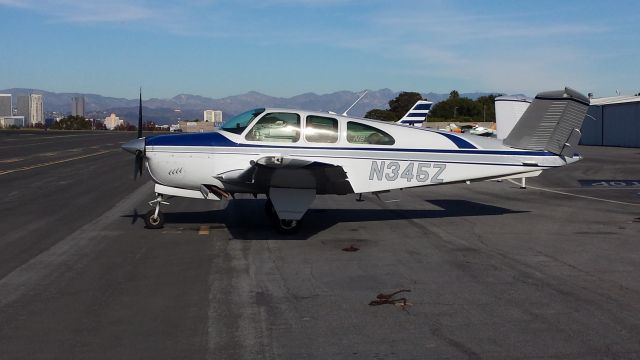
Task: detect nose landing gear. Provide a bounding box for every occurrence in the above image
[144,209,165,229]
[144,194,169,229]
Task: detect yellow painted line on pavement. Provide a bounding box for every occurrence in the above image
[0,149,116,176]
[198,225,210,235]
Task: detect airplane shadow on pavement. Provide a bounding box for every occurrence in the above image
[122,199,526,240]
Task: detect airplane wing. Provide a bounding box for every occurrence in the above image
[215,155,354,221]
[215,155,354,195]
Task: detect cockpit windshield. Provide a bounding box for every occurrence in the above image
[221,108,265,135]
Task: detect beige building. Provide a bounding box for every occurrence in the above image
[16,94,44,126]
[203,110,223,126]
[30,94,43,125]
[178,121,215,133]
[104,113,123,130]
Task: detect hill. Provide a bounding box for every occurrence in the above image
[0,88,494,125]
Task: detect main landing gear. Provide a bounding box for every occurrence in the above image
[265,198,302,234]
[141,190,309,234]
[144,194,168,229]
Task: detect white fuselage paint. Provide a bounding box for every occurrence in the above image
[143,109,570,195]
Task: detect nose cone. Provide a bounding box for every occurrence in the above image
[122,137,145,154]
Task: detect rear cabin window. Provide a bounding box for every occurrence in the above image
[245,112,301,143]
[305,115,339,143]
[346,122,395,145]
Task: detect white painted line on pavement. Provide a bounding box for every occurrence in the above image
[0,150,116,176]
[507,179,639,206]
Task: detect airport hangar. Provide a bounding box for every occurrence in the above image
[580,95,640,148]
[495,94,640,148]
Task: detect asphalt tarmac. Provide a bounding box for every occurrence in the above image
[0,130,639,359]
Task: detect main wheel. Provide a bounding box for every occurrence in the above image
[144,209,165,229]
[273,218,301,234]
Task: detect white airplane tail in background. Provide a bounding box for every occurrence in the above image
[503,87,590,157]
[397,100,433,126]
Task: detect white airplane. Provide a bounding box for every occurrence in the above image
[123,87,589,233]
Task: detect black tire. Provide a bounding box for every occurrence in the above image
[273,217,301,235]
[144,209,165,229]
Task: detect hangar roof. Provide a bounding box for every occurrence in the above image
[590,95,640,105]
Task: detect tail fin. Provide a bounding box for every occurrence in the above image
[503,87,589,156]
[397,100,433,126]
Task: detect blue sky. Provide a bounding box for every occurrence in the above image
[0,0,638,99]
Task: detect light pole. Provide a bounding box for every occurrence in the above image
[453,106,458,119]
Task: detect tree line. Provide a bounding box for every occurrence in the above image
[365,91,502,123]
[429,91,501,122]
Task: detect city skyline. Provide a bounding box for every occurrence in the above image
[0,1,638,100]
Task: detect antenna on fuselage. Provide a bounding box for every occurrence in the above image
[341,90,368,116]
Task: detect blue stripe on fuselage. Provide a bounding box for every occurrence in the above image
[147,132,554,157]
[438,132,477,149]
[146,132,237,147]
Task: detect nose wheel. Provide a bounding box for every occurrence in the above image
[144,194,168,229]
[144,209,165,229]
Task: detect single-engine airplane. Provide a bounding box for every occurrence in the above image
[123,87,590,233]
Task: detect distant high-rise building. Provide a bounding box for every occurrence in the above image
[203,110,223,126]
[71,96,85,117]
[30,94,44,125]
[0,94,11,117]
[16,96,30,125]
[16,94,44,126]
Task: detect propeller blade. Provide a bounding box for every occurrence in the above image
[137,88,143,139]
[134,150,144,180]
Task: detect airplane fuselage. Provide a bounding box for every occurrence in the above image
[122,87,589,232]
[143,109,568,195]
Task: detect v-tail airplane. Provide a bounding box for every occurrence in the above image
[122,87,590,233]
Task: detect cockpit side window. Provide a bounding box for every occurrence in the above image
[245,112,301,143]
[221,108,264,135]
[305,115,338,143]
[346,121,395,145]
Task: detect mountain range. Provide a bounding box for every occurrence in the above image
[1,88,494,125]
